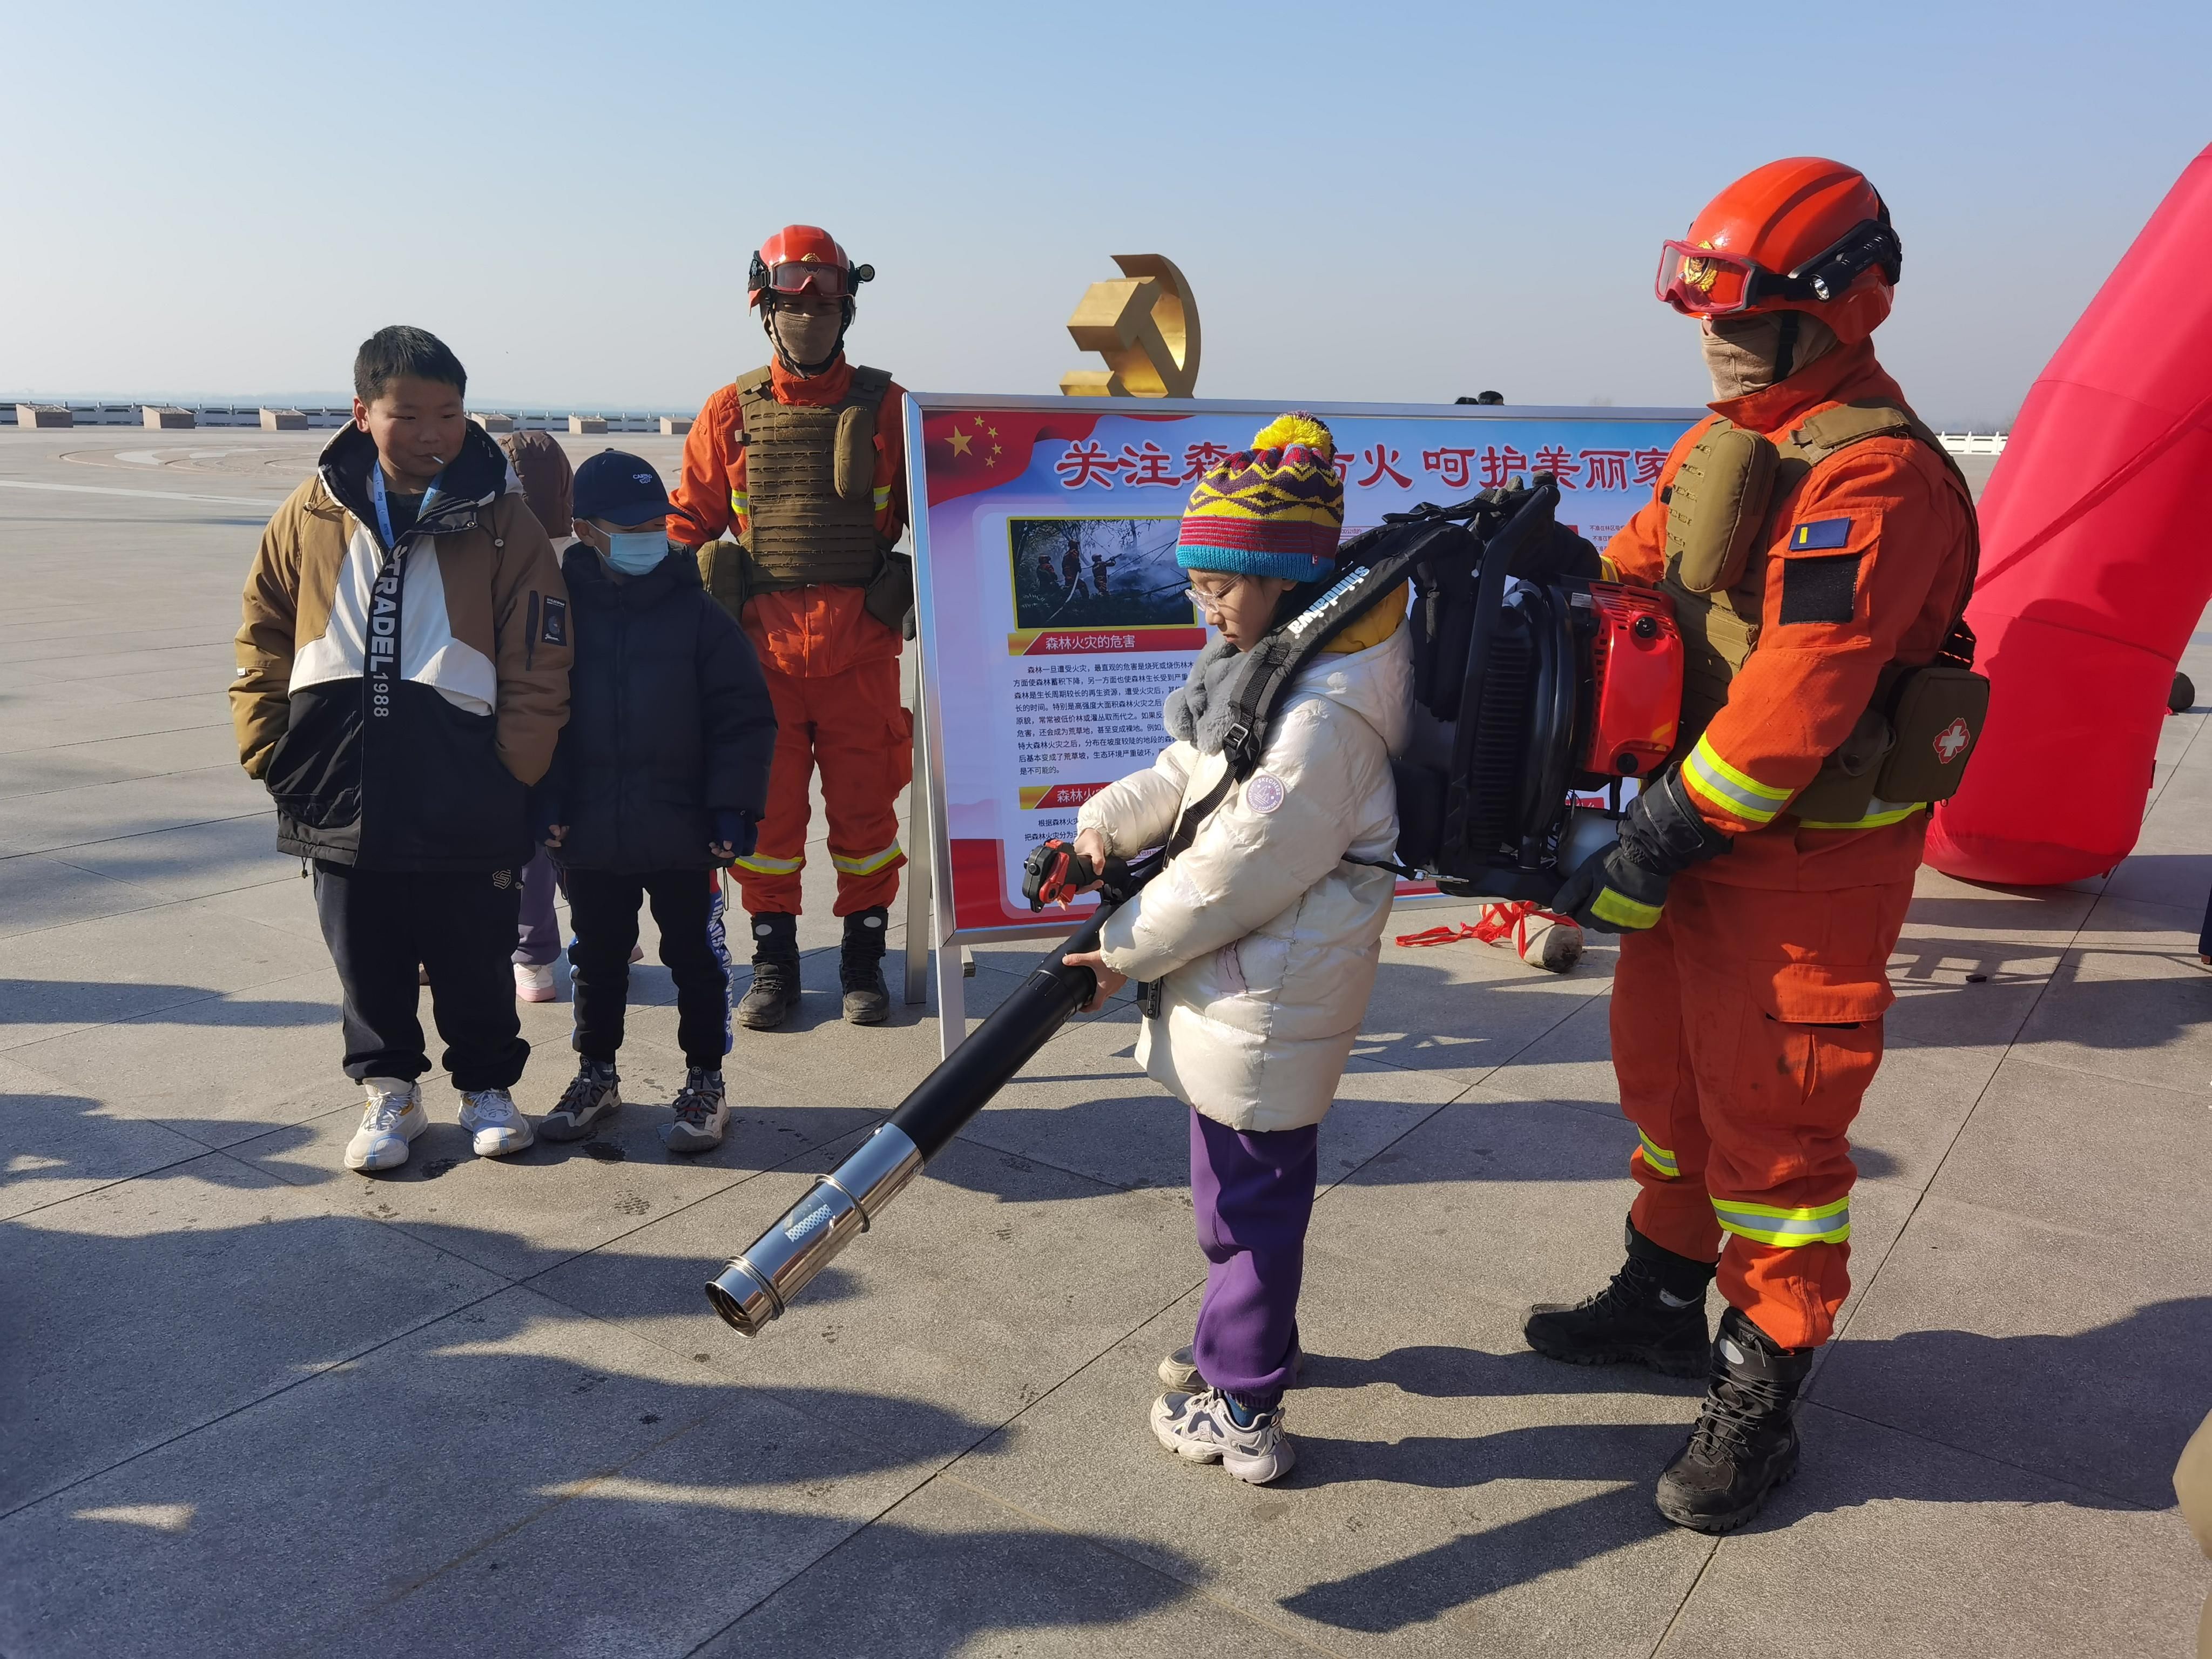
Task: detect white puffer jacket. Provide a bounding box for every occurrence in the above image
[1078,611,1411,1133]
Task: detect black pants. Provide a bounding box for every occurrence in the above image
[565,868,729,1070]
[313,862,528,1091]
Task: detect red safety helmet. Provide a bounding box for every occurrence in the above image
[1655,158,1901,345]
[746,225,875,309]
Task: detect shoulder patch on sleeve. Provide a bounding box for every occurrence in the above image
[1779,555,1860,626]
[1789,518,1853,551]
[1244,774,1285,814]
[540,596,568,646]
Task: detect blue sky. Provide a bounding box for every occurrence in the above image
[2,1,2204,424]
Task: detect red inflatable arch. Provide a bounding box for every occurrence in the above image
[1926,143,2212,886]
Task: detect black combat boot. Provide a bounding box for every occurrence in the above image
[839,907,890,1025]
[1655,1304,1816,1533]
[737,913,800,1030]
[1523,1218,1716,1378]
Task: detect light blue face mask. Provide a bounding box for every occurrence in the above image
[602,531,669,575]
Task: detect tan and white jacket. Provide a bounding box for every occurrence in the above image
[231,421,571,871]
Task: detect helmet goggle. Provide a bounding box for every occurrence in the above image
[1656,214,1902,317]
[747,253,876,303]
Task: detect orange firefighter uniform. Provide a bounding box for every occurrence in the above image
[669,355,912,918]
[1600,338,1975,1348]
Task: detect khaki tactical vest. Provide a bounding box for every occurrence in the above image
[732,363,894,590]
[1658,400,1985,822]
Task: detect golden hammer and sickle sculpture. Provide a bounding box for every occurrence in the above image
[1059,254,1201,399]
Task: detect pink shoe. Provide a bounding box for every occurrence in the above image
[1474,900,1584,972]
[514,961,558,1002]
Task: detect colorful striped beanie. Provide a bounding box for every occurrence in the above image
[1176,413,1344,580]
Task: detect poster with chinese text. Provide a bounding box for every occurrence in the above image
[906,396,1701,938]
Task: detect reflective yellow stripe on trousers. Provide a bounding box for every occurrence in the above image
[1711,1195,1851,1246]
[830,841,902,876]
[1636,1130,1680,1180]
[732,850,804,875]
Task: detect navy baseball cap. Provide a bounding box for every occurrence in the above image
[572,449,686,527]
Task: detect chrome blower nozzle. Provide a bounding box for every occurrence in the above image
[706,1121,926,1334]
[704,890,1130,1336]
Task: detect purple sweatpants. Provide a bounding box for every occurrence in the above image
[513,848,562,967]
[1189,1108,1318,1412]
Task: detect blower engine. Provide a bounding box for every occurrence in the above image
[705,477,1683,1336]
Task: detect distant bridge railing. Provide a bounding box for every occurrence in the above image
[1937,431,2008,455]
[2,402,697,433]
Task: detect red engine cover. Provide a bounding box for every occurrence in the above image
[1580,582,1682,778]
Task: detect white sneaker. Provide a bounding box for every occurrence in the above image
[1475,900,1585,972]
[514,961,557,1003]
[457,1088,535,1157]
[1150,1388,1295,1485]
[344,1078,427,1171]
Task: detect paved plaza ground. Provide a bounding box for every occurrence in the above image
[0,428,2205,1656]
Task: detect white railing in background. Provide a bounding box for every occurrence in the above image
[1937,431,2008,455]
[2,402,691,431]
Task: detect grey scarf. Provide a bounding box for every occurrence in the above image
[1163,637,1247,754]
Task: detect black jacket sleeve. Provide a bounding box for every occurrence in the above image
[694,597,776,817]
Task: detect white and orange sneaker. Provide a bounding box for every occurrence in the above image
[1474,900,1585,973]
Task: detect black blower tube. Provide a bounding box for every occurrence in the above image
[705,908,1112,1334]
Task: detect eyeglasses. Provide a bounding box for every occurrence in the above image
[1182,582,1243,614]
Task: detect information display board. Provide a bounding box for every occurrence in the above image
[905,396,1701,947]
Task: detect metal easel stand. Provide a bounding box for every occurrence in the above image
[901,647,968,1061]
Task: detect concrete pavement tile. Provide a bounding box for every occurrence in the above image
[701,1473,1299,1658]
[1925,1053,2210,1242]
[0,851,153,939]
[184,867,326,941]
[1348,923,1612,1085]
[1656,1406,2201,1659]
[0,1051,208,1219]
[2006,894,2212,1090]
[0,1151,504,1515]
[1811,1194,2212,1508]
[0,765,261,857]
[529,1135,1202,1462]
[1472,993,1622,1118]
[44,809,297,900]
[0,696,230,757]
[0,1286,972,1659]
[950,1290,1711,1657]
[231,1047,877,1282]
[0,900,333,1050]
[6,965,355,1145]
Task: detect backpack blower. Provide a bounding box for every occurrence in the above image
[704,478,1683,1336]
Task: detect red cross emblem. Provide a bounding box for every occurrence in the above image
[1933,717,1973,764]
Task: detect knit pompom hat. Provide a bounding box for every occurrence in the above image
[1176,412,1345,580]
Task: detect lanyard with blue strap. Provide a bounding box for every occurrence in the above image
[369,463,440,552]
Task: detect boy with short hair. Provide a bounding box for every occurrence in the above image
[532,451,775,1153]
[232,325,572,1172]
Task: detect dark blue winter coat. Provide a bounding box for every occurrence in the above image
[534,544,774,872]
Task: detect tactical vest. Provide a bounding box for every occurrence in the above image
[732,363,894,590]
[1657,399,1985,824]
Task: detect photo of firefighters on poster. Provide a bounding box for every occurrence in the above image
[907,398,1700,934]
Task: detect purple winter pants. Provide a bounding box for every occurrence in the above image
[1189,1108,1318,1412]
[513,848,562,967]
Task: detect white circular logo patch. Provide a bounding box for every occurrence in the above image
[1244,774,1285,814]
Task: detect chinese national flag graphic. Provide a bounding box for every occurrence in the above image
[921,409,1181,505]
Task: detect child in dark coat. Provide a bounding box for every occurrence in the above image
[534,451,776,1152]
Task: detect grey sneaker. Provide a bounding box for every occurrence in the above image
[1150,1388,1295,1485]
[1157,1342,1305,1392]
[456,1088,534,1157]
[539,1061,620,1142]
[663,1068,729,1154]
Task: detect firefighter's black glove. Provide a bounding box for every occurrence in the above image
[1550,771,1731,933]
